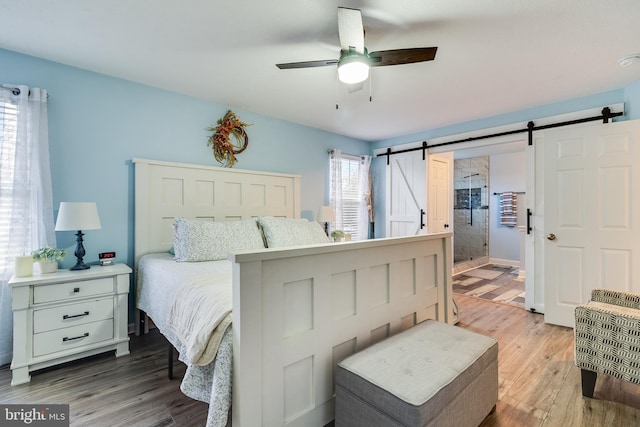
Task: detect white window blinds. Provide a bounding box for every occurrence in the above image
[329,149,372,241]
[0,98,20,275]
[338,156,361,237]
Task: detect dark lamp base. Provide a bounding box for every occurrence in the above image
[70,229,90,271]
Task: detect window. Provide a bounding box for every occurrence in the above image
[0,98,20,275]
[336,156,362,237]
[329,149,372,241]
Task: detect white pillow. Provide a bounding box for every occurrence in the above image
[173,217,265,262]
[257,217,329,248]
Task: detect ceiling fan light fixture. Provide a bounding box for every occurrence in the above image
[337,54,370,84]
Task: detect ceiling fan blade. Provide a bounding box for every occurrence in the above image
[338,7,365,54]
[369,47,438,67]
[276,59,338,69]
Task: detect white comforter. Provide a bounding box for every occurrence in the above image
[168,271,232,366]
[137,253,233,427]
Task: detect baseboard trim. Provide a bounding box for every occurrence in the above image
[489,258,520,268]
[453,257,490,275]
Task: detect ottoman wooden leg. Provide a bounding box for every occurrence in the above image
[581,369,597,398]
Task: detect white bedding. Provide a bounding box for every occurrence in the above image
[168,270,232,366]
[137,253,232,427]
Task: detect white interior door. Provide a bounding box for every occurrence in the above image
[543,120,640,327]
[386,152,426,236]
[428,155,451,233]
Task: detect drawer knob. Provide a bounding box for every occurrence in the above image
[62,332,89,342]
[73,287,80,293]
[63,311,90,320]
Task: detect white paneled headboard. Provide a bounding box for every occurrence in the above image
[132,158,301,266]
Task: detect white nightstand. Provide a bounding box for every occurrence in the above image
[8,263,132,385]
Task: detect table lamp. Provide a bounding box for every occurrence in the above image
[317,205,335,236]
[55,202,102,270]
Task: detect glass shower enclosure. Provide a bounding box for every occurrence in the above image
[453,156,489,264]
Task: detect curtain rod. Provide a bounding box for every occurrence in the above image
[493,191,525,195]
[328,149,367,160]
[0,86,49,98]
[1,86,22,96]
[377,106,623,165]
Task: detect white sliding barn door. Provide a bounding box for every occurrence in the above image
[386,153,426,236]
[428,155,451,233]
[543,120,640,327]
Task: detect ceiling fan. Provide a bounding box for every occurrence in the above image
[276,7,438,85]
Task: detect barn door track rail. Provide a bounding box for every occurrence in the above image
[378,107,624,165]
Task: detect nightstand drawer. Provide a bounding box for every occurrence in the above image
[33,298,114,334]
[33,319,114,358]
[33,277,113,304]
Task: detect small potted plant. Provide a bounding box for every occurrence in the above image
[31,247,66,274]
[330,230,345,243]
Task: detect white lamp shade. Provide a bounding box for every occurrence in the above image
[55,202,102,231]
[317,205,336,222]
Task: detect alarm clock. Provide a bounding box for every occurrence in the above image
[99,251,116,266]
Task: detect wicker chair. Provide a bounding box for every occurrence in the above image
[574,289,640,397]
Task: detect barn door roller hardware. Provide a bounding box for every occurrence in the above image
[379,106,623,163]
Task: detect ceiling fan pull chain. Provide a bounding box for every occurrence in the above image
[336,73,340,109]
[369,72,373,102]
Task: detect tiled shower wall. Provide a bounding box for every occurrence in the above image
[454,156,489,264]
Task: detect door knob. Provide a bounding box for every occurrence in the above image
[547,233,557,241]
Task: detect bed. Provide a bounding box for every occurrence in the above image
[133,158,454,427]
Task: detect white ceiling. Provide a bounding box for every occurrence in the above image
[1,0,640,142]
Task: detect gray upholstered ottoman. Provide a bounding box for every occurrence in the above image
[335,319,498,427]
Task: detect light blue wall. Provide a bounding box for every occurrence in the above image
[488,151,526,262]
[0,48,369,316]
[370,88,636,237]
[625,80,640,120]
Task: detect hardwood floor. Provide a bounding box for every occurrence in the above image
[0,330,209,426]
[457,295,640,427]
[1,296,640,426]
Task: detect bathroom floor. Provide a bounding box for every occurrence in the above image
[452,264,525,309]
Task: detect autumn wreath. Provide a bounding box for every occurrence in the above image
[207,110,251,167]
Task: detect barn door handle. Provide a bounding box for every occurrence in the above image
[420,209,425,229]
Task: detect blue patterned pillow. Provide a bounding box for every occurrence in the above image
[257,217,329,248]
[173,217,265,261]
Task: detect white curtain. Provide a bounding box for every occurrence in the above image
[329,149,372,241]
[0,85,55,366]
[358,154,372,240]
